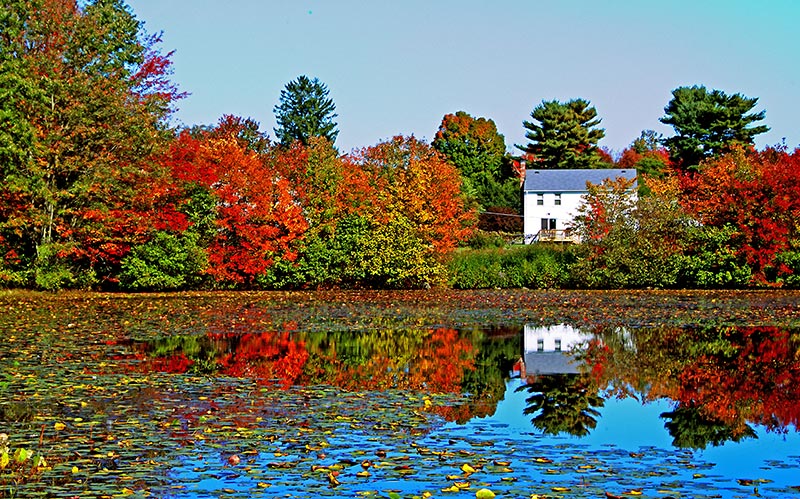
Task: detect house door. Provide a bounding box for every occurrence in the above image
[540,218,556,230]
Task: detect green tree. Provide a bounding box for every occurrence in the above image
[273,75,338,147]
[661,405,756,450]
[432,111,520,215]
[660,85,769,169]
[569,175,691,289]
[517,98,606,169]
[0,0,182,289]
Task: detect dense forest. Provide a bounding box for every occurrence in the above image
[2,0,799,291]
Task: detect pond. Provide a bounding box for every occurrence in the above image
[1,290,799,498]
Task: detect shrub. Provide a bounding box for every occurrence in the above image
[448,244,572,289]
[34,243,97,291]
[119,231,207,291]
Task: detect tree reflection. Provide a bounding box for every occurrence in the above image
[518,373,604,436]
[660,405,756,450]
[583,323,800,447]
[129,317,522,423]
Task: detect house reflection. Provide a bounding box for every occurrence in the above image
[514,324,592,380]
[514,324,605,436]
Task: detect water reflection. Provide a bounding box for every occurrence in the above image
[127,320,800,450]
[514,323,800,450]
[3,293,800,498]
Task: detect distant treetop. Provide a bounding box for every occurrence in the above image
[273,75,338,147]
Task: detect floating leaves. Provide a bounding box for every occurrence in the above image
[2,291,800,498]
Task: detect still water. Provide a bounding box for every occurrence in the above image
[0,293,798,498]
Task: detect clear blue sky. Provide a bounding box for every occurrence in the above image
[126,0,800,155]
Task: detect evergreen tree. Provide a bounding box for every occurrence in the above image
[273,75,338,147]
[516,98,605,169]
[660,85,769,169]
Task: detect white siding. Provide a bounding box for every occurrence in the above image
[523,324,591,353]
[522,191,584,241]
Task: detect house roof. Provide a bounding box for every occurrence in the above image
[523,351,580,375]
[523,168,637,192]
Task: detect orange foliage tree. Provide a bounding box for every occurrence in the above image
[0,0,183,288]
[158,129,308,286]
[347,136,476,253]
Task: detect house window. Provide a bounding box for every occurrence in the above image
[554,339,562,352]
[537,338,544,351]
[554,193,561,206]
[536,193,543,205]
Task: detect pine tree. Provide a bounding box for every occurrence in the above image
[273,75,338,147]
[516,98,605,169]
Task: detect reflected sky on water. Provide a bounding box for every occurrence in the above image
[3,294,800,498]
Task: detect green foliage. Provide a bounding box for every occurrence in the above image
[34,243,97,291]
[119,231,207,291]
[358,215,446,289]
[661,405,756,450]
[257,214,371,289]
[273,75,338,146]
[448,245,572,289]
[776,250,800,288]
[465,230,507,250]
[660,85,769,169]
[259,214,447,289]
[679,225,753,288]
[520,374,604,436]
[568,175,699,289]
[517,98,606,169]
[432,111,516,210]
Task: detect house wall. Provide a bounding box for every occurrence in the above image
[523,324,591,353]
[522,191,584,242]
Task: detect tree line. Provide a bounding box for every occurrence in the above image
[1,0,798,290]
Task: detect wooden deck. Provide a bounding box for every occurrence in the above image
[529,229,580,244]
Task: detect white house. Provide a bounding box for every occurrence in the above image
[522,168,637,243]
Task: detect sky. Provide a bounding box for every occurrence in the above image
[125,0,800,155]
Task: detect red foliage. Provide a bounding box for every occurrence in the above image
[683,147,800,283]
[675,326,800,433]
[213,332,309,388]
[150,353,195,374]
[161,130,309,285]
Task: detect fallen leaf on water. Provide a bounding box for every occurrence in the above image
[327,472,340,486]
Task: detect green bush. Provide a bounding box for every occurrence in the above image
[678,225,753,288]
[448,244,572,289]
[34,243,97,291]
[119,231,207,291]
[465,230,508,250]
[776,250,800,288]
